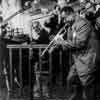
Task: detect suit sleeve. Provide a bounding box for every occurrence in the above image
[71,19,92,49]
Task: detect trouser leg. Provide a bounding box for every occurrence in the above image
[0,59,10,91]
[82,82,96,100]
[67,66,77,100]
[3,65,10,91]
[67,64,85,100]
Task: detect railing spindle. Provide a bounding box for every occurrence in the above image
[9,48,13,90]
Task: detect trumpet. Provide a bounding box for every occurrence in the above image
[41,23,70,57]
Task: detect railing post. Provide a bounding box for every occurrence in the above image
[19,48,22,94]
[49,51,53,97]
[9,48,13,90]
[29,47,34,100]
[59,50,62,86]
[39,48,43,98]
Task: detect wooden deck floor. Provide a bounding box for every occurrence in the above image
[0,84,99,100]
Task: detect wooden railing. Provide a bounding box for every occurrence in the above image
[7,44,71,99]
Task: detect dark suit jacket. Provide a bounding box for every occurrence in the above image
[66,16,97,85]
[32,29,49,44]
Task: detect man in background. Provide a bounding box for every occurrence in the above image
[0,16,10,91]
[31,21,49,44]
[31,21,49,97]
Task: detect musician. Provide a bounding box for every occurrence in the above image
[31,21,49,44]
[44,7,72,89]
[44,12,59,40]
[0,16,10,91]
[54,6,96,100]
[31,21,49,97]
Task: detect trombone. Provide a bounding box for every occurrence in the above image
[32,13,53,21]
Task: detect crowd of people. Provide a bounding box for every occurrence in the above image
[0,0,100,100]
[30,0,100,100]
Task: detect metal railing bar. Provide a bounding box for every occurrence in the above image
[19,48,22,88]
[48,52,53,96]
[7,44,47,49]
[9,48,13,89]
[59,50,62,85]
[39,48,43,97]
[29,48,34,100]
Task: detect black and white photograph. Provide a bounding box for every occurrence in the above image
[0,0,99,100]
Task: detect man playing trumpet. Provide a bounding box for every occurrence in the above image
[52,6,96,100]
